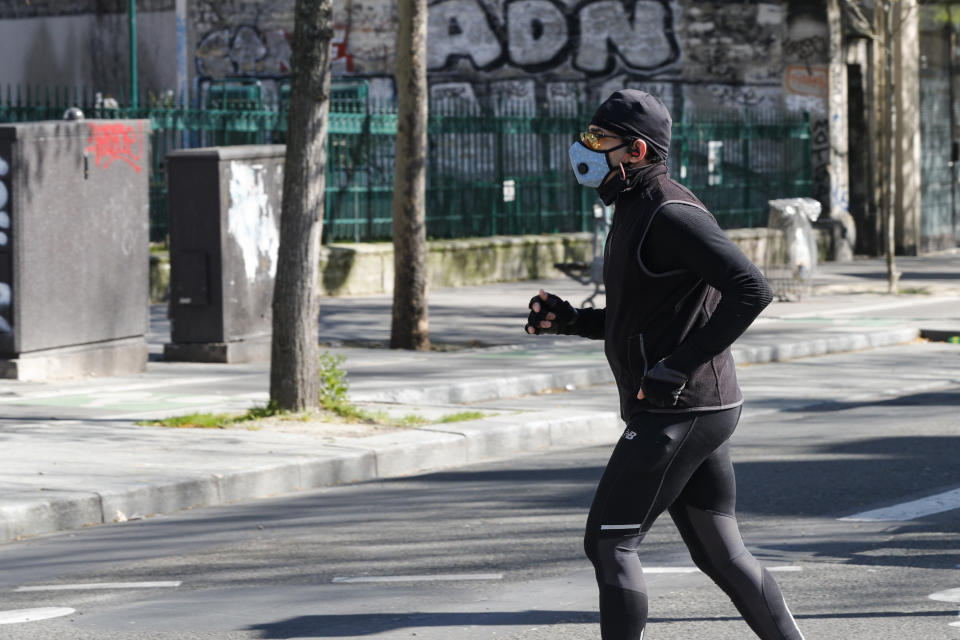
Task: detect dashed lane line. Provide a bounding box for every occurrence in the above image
[644,566,802,575]
[333,574,503,583]
[929,588,960,603]
[927,588,960,629]
[332,567,802,583]
[15,581,182,592]
[839,488,960,522]
[0,608,76,625]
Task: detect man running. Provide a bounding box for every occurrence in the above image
[525,89,804,640]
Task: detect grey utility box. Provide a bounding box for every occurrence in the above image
[164,145,284,363]
[0,120,150,380]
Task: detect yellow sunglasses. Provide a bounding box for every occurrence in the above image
[579,130,628,151]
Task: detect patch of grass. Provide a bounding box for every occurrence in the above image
[137,402,285,429]
[321,398,387,423]
[435,410,487,424]
[140,354,490,431]
[137,412,238,429]
[396,413,428,427]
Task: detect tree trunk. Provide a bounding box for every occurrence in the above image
[270,0,333,410]
[882,0,900,293]
[875,0,899,293]
[390,0,431,351]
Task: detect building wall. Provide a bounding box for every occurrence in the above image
[0,0,834,114]
[187,0,831,113]
[0,7,178,98]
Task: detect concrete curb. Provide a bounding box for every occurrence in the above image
[731,327,921,364]
[0,410,620,544]
[352,366,615,405]
[353,326,922,406]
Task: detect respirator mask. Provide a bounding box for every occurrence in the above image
[568,131,632,188]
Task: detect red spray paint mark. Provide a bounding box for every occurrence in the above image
[332,25,355,73]
[85,122,144,173]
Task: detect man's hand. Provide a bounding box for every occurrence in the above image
[525,290,578,335]
[637,359,687,407]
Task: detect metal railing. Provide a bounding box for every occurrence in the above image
[0,84,813,243]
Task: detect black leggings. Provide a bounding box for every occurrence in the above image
[584,406,804,640]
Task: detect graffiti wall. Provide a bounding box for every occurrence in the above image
[782,0,830,213]
[189,0,814,111]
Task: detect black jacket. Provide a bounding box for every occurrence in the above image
[569,164,773,421]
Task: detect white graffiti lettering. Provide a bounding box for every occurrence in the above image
[428,0,679,74]
[427,0,502,70]
[506,0,568,67]
[574,0,675,73]
[197,0,679,80]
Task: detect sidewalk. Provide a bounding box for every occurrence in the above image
[0,255,958,544]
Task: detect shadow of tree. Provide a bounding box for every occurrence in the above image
[247,610,596,638]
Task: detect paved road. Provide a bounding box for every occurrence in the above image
[1,342,959,639]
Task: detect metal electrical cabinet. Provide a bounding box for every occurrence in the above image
[0,120,150,380]
[164,145,285,363]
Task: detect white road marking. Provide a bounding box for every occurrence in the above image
[333,567,802,583]
[16,581,181,592]
[643,567,700,574]
[0,608,76,624]
[928,588,960,629]
[839,488,960,522]
[643,566,802,575]
[333,574,503,583]
[929,588,960,603]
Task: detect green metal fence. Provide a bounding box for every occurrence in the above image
[0,84,812,243]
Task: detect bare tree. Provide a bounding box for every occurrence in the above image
[390,0,431,350]
[270,0,334,410]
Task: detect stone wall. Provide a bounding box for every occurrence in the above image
[315,228,815,297]
[149,228,828,301]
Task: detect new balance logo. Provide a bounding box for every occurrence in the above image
[623,429,637,440]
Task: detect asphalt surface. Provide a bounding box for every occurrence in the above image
[0,343,958,639]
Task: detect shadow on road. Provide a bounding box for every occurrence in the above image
[247,609,596,638]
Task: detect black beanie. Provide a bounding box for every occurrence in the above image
[590,90,672,160]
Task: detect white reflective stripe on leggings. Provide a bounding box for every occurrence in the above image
[600,524,643,530]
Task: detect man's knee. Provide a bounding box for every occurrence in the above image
[585,532,645,590]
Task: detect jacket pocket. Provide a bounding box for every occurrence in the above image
[626,334,648,389]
